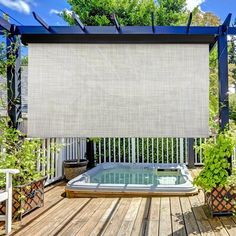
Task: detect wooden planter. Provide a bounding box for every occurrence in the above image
[0,176,47,220]
[205,186,236,216]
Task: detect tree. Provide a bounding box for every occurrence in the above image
[62,0,187,26]
[155,0,187,26]
[63,0,155,26]
[192,7,220,26]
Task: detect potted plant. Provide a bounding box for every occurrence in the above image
[194,127,236,216]
[0,118,53,220]
[64,159,88,180]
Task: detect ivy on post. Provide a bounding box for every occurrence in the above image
[6,35,22,129]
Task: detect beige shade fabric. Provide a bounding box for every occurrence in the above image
[28,43,209,138]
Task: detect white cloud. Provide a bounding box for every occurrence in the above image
[186,0,205,12]
[0,0,31,14]
[49,9,61,15]
[49,8,72,16]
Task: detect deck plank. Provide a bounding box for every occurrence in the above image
[131,198,150,236]
[180,197,201,236]
[159,197,172,236]
[76,198,116,236]
[189,195,215,236]
[11,184,65,232]
[117,197,142,236]
[90,198,120,236]
[219,217,236,236]
[170,197,187,236]
[103,198,132,236]
[15,198,90,236]
[195,192,229,236]
[145,197,160,236]
[13,197,69,235]
[55,198,105,236]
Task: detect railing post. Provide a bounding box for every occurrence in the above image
[58,138,64,177]
[131,138,136,163]
[86,139,95,168]
[187,138,195,168]
[180,138,184,164]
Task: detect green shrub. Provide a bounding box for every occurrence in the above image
[0,118,59,188]
[194,127,236,192]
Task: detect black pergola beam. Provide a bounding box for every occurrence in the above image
[0,16,17,34]
[20,34,216,45]
[110,13,121,33]
[32,11,52,32]
[0,16,12,32]
[222,13,232,30]
[16,25,229,45]
[186,12,193,34]
[17,25,220,35]
[72,12,86,31]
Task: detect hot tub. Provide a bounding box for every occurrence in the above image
[65,163,197,197]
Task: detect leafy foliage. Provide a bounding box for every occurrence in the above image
[192,7,220,26]
[21,56,28,66]
[0,118,46,188]
[62,0,187,26]
[227,167,236,186]
[194,128,236,191]
[230,94,236,122]
[155,0,187,26]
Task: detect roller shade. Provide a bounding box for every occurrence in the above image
[28,44,209,138]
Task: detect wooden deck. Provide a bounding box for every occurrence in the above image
[1,169,236,236]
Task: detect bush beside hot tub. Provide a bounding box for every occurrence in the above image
[194,128,236,216]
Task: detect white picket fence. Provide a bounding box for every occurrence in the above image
[93,137,206,165]
[38,138,87,185]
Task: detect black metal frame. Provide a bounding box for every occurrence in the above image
[6,35,21,129]
[0,12,235,167]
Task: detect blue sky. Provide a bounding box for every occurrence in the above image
[0,0,235,26]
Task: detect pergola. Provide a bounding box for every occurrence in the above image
[0,12,235,167]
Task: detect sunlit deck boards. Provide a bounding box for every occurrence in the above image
[0,170,236,235]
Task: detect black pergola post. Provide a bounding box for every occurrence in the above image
[6,35,22,129]
[218,21,231,172]
[218,27,229,131]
